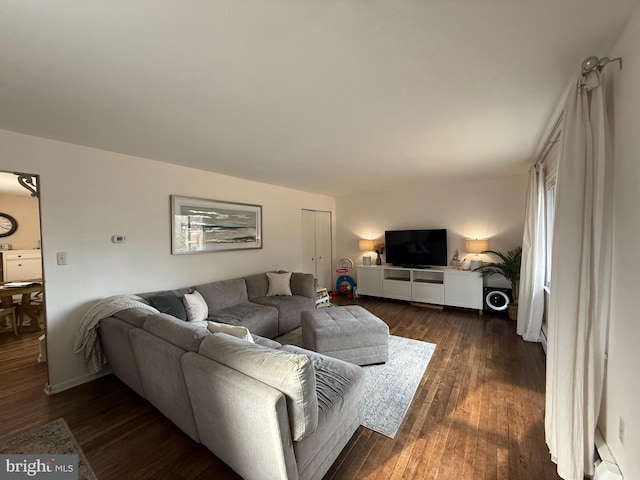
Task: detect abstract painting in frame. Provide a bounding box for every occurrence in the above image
[171,195,262,254]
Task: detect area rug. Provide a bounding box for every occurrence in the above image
[0,418,97,480]
[361,335,436,438]
[276,329,436,439]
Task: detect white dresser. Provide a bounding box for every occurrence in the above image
[1,249,43,282]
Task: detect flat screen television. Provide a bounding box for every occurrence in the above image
[384,229,448,267]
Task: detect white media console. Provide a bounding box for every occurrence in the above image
[356,265,483,313]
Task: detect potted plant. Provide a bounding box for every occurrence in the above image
[473,246,522,320]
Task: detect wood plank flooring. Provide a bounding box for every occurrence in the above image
[0,298,560,479]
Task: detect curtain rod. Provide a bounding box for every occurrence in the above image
[581,56,622,75]
[535,112,563,167]
[535,55,623,168]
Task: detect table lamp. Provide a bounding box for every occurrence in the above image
[466,239,489,270]
[359,239,375,266]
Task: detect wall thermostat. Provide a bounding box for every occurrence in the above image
[111,234,126,244]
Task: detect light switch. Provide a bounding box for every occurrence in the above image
[56,252,67,265]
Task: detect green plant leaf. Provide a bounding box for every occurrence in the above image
[473,246,522,295]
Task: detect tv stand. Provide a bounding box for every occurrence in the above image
[356,265,483,313]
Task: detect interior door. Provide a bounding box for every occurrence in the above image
[301,210,316,279]
[301,209,332,290]
[314,211,332,290]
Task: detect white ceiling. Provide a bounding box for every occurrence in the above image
[1,1,637,197]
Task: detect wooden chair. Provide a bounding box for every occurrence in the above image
[0,306,19,335]
[18,297,44,331]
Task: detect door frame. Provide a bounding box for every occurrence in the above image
[0,170,48,385]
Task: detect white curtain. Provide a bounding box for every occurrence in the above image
[545,70,613,479]
[517,164,546,342]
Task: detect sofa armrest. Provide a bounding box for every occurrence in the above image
[199,334,318,441]
[290,273,316,298]
[182,353,299,480]
[98,317,146,398]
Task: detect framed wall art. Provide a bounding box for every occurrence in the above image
[171,195,262,254]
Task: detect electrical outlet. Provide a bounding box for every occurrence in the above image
[56,251,67,265]
[619,416,625,445]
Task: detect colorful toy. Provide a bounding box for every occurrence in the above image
[334,257,357,298]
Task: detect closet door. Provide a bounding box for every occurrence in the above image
[301,209,333,290]
[301,210,316,278]
[314,211,332,290]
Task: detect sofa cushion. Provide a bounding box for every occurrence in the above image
[196,278,248,311]
[280,345,363,420]
[199,334,319,442]
[251,295,314,335]
[267,272,292,296]
[207,321,254,343]
[137,286,194,301]
[207,302,279,338]
[148,293,188,321]
[251,334,283,349]
[281,345,364,476]
[243,272,269,298]
[99,317,146,398]
[129,328,200,442]
[142,312,209,352]
[245,271,315,300]
[290,272,316,298]
[113,307,158,328]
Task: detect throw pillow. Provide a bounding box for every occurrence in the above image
[148,293,188,321]
[266,271,292,296]
[207,321,254,343]
[183,290,208,322]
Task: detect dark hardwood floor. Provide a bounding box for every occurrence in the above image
[0,298,560,479]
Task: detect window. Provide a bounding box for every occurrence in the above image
[544,177,556,287]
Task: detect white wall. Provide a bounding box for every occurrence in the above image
[0,193,40,250]
[335,174,527,287]
[601,6,640,478]
[0,129,335,392]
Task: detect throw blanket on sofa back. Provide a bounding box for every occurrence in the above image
[73,295,158,374]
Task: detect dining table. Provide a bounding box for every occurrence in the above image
[0,279,44,331]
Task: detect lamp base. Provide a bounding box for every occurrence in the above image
[470,259,483,270]
[363,256,371,266]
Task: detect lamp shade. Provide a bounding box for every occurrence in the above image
[359,239,375,252]
[466,239,489,254]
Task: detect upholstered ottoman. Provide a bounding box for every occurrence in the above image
[301,305,389,365]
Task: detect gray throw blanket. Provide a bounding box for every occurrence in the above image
[73,294,158,374]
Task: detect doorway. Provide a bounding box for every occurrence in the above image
[0,170,46,378]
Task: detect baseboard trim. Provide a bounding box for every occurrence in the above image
[594,428,623,480]
[44,368,112,395]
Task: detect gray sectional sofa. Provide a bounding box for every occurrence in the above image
[97,271,365,480]
[140,271,316,338]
